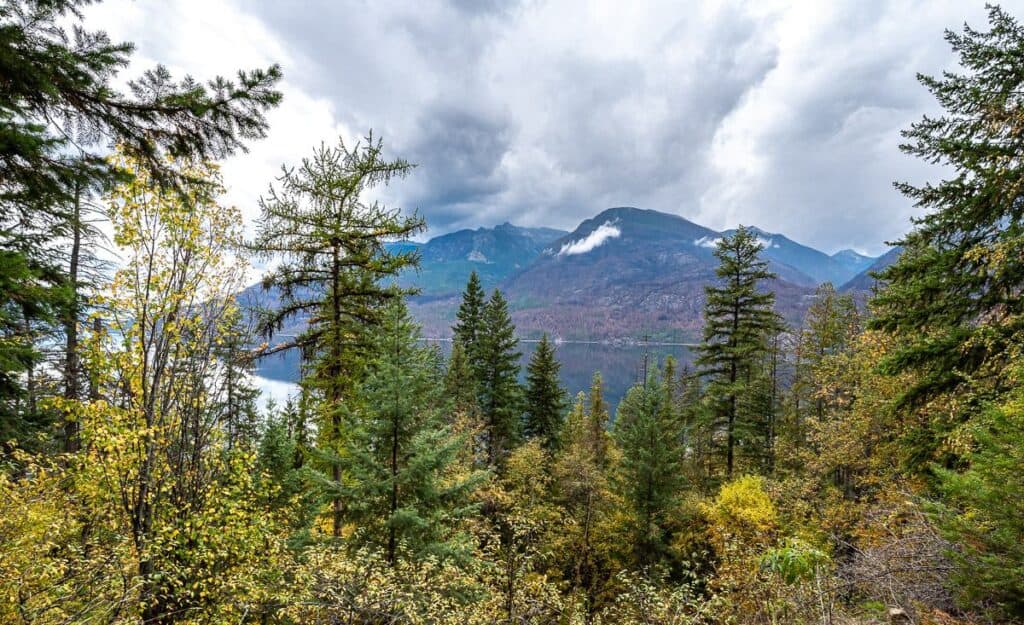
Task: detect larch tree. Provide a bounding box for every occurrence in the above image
[552,389,618,619]
[251,134,424,537]
[523,333,566,452]
[695,226,782,479]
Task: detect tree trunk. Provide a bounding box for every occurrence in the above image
[63,182,82,453]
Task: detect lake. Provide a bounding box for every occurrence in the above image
[252,340,696,416]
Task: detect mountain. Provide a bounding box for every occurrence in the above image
[487,207,816,341]
[830,249,876,277]
[840,246,902,293]
[397,223,566,297]
[242,206,879,344]
[720,229,877,287]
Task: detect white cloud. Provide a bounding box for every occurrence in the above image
[694,236,721,249]
[558,221,621,256]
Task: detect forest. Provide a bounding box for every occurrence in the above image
[1,1,1023,623]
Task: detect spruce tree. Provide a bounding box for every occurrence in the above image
[251,135,424,536]
[477,289,523,468]
[870,6,1024,471]
[523,334,566,451]
[613,368,686,571]
[341,301,484,565]
[453,271,486,364]
[695,226,782,479]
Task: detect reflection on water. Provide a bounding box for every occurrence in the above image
[253,340,695,415]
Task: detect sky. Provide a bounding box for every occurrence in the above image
[81,1,1023,256]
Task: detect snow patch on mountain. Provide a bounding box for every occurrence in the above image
[694,236,721,249]
[558,221,621,256]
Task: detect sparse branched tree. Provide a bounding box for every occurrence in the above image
[695,226,782,479]
[251,134,424,536]
[0,0,281,450]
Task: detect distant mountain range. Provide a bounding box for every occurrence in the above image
[242,206,895,343]
[386,223,567,297]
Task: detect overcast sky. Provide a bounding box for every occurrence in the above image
[83,1,1021,256]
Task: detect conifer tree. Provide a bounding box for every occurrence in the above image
[587,372,611,467]
[870,5,1024,471]
[523,334,566,451]
[786,283,859,454]
[0,0,281,452]
[453,271,486,365]
[251,135,424,536]
[613,368,686,570]
[553,389,618,618]
[445,340,479,420]
[695,226,782,478]
[477,289,523,468]
[341,301,484,565]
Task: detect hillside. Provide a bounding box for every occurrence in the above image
[491,207,818,341]
[242,207,879,343]
[840,246,902,293]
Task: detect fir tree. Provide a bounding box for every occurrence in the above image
[453,271,486,364]
[613,368,686,571]
[523,334,566,451]
[341,301,484,565]
[251,135,424,536]
[870,5,1024,471]
[695,226,782,479]
[477,289,522,468]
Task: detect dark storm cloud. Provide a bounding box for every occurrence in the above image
[399,105,513,230]
[86,0,1024,254]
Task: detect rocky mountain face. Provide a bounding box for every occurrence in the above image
[396,223,566,298]
[242,206,883,343]
[839,246,902,293]
[493,208,821,341]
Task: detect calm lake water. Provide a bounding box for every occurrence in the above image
[253,340,696,416]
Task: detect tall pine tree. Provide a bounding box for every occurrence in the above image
[341,301,484,565]
[523,333,566,451]
[251,135,424,537]
[871,5,1024,472]
[477,289,522,468]
[695,226,782,479]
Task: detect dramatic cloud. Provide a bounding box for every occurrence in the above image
[83,1,1024,254]
[558,221,621,256]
